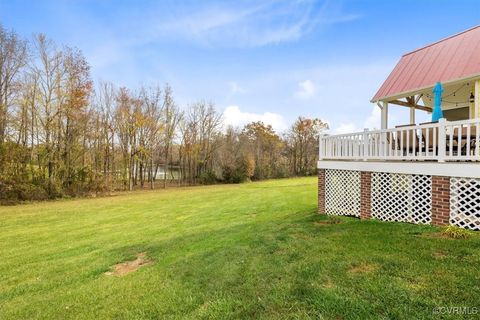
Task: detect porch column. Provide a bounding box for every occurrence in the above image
[381,101,388,129]
[475,80,480,119]
[409,107,415,124]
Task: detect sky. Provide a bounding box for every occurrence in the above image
[1,0,479,134]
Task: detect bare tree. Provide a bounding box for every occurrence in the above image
[0,25,27,144]
[30,34,66,192]
[94,81,117,186]
[138,85,163,189]
[162,84,181,188]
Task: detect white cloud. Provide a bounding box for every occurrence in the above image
[223,105,287,132]
[295,80,316,99]
[333,122,358,134]
[233,61,395,135]
[156,1,361,47]
[227,81,245,95]
[330,106,381,134]
[363,105,381,130]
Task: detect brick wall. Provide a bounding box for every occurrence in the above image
[431,175,450,227]
[318,169,325,214]
[360,171,372,220]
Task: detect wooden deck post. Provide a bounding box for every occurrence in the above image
[438,118,446,162]
[363,129,369,161]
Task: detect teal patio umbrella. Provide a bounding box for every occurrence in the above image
[431,82,444,122]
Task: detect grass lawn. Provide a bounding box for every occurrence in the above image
[0,177,479,319]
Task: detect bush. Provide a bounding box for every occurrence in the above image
[221,165,247,184]
[0,179,49,205]
[198,171,218,185]
[441,225,473,239]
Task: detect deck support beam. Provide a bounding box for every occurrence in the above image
[389,99,431,112]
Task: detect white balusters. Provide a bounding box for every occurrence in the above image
[319,118,480,162]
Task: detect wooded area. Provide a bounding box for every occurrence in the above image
[0,24,327,203]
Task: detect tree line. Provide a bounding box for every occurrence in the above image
[0,24,327,203]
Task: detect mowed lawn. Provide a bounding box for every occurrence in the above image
[1,177,479,319]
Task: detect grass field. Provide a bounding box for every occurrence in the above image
[0,177,479,319]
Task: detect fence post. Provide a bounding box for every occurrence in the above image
[363,128,369,161]
[438,118,446,162]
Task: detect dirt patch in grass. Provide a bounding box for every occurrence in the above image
[432,250,448,259]
[314,216,342,226]
[348,262,378,274]
[105,252,153,277]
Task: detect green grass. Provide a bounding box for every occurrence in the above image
[0,177,479,319]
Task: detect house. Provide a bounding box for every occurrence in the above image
[317,25,480,231]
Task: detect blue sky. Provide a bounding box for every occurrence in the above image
[1,0,479,133]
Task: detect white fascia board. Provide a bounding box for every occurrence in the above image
[317,160,480,178]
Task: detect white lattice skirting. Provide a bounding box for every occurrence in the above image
[450,177,480,231]
[325,169,361,217]
[322,169,480,231]
[371,172,432,225]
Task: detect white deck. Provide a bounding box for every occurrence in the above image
[319,118,480,162]
[318,118,480,177]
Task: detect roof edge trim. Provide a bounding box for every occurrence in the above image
[370,73,480,103]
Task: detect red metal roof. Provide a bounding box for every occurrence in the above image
[372,25,480,102]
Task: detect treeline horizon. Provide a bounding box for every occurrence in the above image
[0,24,327,204]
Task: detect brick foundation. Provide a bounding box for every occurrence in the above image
[318,169,325,214]
[360,171,372,219]
[431,175,450,227]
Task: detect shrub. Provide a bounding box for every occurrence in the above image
[0,179,49,205]
[198,171,218,185]
[441,225,473,239]
[221,165,248,184]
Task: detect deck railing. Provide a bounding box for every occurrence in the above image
[319,118,480,162]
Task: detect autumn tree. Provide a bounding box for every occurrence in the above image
[242,121,285,180]
[60,47,93,190]
[286,117,328,175]
[179,101,222,184]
